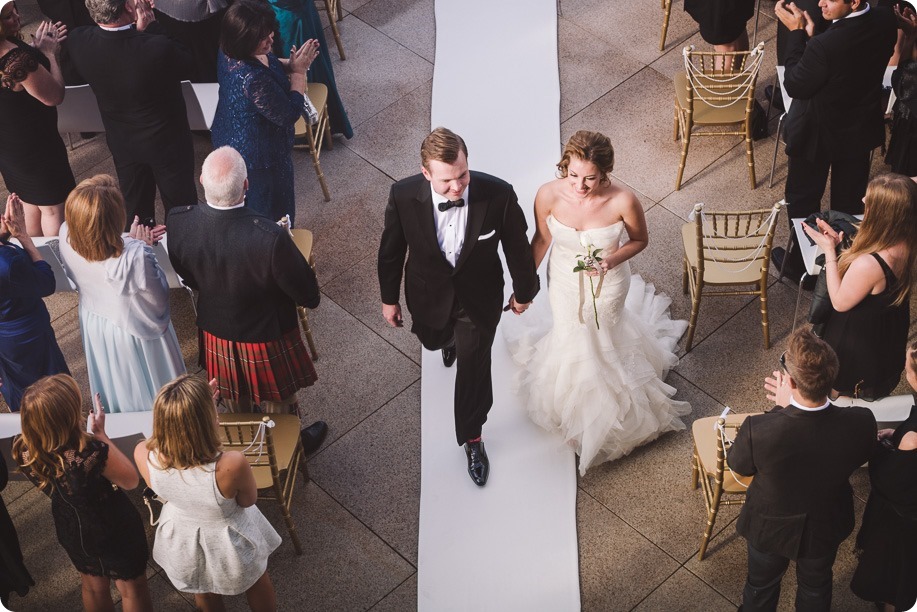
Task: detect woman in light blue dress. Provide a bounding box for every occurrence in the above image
[58,175,185,412]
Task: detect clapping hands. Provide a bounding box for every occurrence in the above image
[801,218,843,254]
[128,215,165,246]
[289,39,320,75]
[1,194,28,241]
[774,1,815,38]
[32,21,67,55]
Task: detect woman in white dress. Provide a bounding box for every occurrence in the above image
[135,374,280,611]
[58,175,185,412]
[508,131,690,475]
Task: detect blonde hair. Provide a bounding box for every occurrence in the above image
[64,175,126,262]
[12,375,91,492]
[420,127,467,170]
[557,130,615,184]
[146,375,222,470]
[838,174,917,306]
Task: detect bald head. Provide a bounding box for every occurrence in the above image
[201,146,248,207]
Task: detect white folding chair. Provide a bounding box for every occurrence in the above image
[56,84,105,150]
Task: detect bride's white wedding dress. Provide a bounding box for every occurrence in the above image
[506,215,690,476]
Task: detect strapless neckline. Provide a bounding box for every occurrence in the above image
[548,215,624,233]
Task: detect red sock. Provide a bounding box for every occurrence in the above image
[467,436,481,444]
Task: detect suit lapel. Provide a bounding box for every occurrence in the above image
[453,177,488,272]
[414,180,448,263]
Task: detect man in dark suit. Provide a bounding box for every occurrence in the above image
[67,0,198,229]
[377,127,539,487]
[770,0,896,278]
[167,146,328,453]
[728,328,877,611]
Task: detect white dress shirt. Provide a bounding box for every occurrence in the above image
[431,184,469,267]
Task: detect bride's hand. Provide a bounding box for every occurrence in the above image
[585,255,613,277]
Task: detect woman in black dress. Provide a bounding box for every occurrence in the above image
[0,0,75,237]
[803,173,916,400]
[684,0,755,63]
[12,374,152,611]
[850,343,917,612]
[0,451,34,607]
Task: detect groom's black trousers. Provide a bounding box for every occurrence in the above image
[412,302,496,446]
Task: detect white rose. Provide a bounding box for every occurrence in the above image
[579,233,592,249]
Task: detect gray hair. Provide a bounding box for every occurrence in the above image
[85,0,127,24]
[201,146,248,207]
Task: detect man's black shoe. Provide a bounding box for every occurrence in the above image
[771,247,816,290]
[442,343,457,368]
[464,440,489,486]
[765,84,785,113]
[300,420,328,454]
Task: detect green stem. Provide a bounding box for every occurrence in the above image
[589,276,599,329]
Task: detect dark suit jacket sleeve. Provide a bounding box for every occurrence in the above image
[165,213,199,290]
[272,231,320,309]
[500,188,539,304]
[727,415,756,477]
[782,31,830,100]
[146,20,195,81]
[378,185,408,305]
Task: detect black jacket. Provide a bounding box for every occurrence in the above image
[166,205,319,343]
[378,171,539,332]
[782,6,896,161]
[728,404,876,559]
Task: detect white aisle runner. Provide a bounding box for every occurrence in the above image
[417,1,579,610]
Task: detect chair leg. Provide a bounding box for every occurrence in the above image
[324,0,346,60]
[277,485,303,555]
[298,306,319,361]
[691,449,700,489]
[323,117,333,150]
[698,490,722,561]
[760,284,770,349]
[659,0,671,51]
[335,0,343,20]
[673,106,680,142]
[682,258,689,294]
[309,143,332,202]
[769,113,785,189]
[675,127,690,190]
[684,285,701,352]
[745,129,756,189]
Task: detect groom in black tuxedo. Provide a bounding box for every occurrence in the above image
[378,127,539,486]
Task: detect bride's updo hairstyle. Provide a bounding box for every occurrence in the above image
[557,130,614,184]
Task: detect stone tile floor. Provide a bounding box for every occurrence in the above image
[3,0,916,610]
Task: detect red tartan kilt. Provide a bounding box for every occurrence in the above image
[200,328,317,405]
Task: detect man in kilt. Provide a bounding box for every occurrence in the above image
[167,146,327,452]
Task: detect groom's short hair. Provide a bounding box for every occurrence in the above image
[421,127,468,169]
[785,328,838,401]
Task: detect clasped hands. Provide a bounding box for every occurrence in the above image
[128,215,166,246]
[801,218,843,254]
[381,294,532,328]
[774,0,815,37]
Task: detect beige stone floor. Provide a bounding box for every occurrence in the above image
[3,0,916,610]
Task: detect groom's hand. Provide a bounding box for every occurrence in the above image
[382,302,403,327]
[505,294,530,315]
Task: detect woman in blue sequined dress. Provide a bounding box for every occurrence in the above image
[211,0,318,224]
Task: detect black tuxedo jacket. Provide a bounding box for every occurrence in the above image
[782,7,896,162]
[166,205,320,343]
[728,404,876,559]
[67,22,193,160]
[378,171,539,332]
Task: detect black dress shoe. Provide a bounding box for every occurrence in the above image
[300,420,328,454]
[464,440,489,486]
[442,343,457,368]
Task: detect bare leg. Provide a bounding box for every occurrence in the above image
[114,575,153,612]
[194,593,227,612]
[80,573,115,612]
[714,29,750,71]
[22,202,43,238]
[245,572,277,612]
[39,203,65,237]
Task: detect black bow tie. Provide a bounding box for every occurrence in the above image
[438,198,465,212]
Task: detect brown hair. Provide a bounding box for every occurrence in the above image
[785,328,839,401]
[64,175,126,262]
[146,375,222,470]
[420,127,468,169]
[557,130,615,183]
[0,1,20,39]
[219,0,277,60]
[838,173,917,306]
[12,375,91,492]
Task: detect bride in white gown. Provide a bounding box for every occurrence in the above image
[506,131,690,476]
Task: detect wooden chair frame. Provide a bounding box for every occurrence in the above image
[277,216,320,361]
[317,0,346,60]
[674,45,765,191]
[218,414,309,555]
[681,201,782,352]
[295,82,333,202]
[660,0,672,51]
[691,414,752,560]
